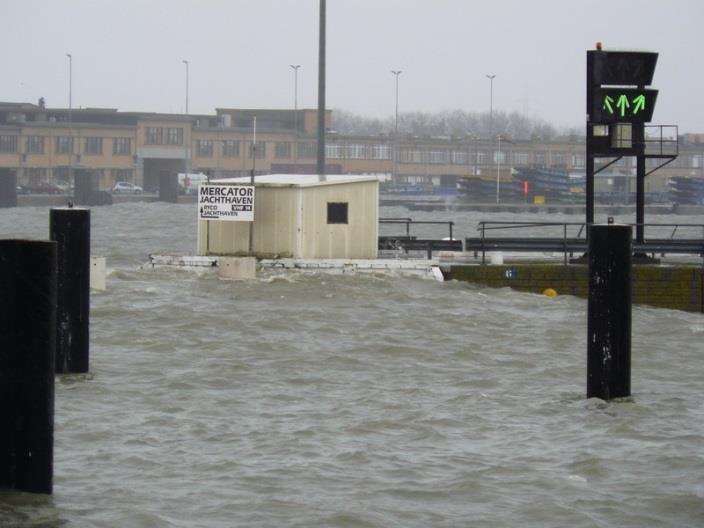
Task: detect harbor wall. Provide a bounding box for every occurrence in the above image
[444,264,704,313]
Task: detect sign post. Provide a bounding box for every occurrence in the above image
[198,183,255,256]
[198,184,255,222]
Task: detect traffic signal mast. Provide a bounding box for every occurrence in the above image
[585,43,678,246]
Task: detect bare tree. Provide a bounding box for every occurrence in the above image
[331,108,582,140]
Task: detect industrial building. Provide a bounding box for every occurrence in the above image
[1,100,703,200]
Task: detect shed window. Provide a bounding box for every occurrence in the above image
[327,202,348,224]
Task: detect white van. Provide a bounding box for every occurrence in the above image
[178,173,209,195]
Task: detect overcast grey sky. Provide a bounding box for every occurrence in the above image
[2,0,703,132]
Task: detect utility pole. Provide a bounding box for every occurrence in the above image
[290,64,300,173]
[249,117,257,255]
[317,0,326,179]
[66,53,73,183]
[182,60,189,115]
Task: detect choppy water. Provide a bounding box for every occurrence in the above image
[1,202,703,527]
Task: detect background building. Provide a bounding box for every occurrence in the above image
[1,100,702,201]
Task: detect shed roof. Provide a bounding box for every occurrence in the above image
[212,174,379,188]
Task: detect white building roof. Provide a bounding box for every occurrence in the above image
[212,173,378,188]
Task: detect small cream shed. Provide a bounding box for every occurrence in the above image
[197,174,379,259]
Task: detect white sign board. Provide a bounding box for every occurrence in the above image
[198,184,255,222]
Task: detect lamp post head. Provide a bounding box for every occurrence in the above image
[290,64,301,70]
[391,70,402,76]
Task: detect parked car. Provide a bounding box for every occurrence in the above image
[112,181,143,194]
[33,181,63,194]
[16,184,32,195]
[55,180,72,193]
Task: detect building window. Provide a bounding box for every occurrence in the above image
[452,151,469,165]
[146,127,183,145]
[223,140,240,157]
[326,144,342,159]
[372,144,391,160]
[398,148,423,163]
[146,127,162,144]
[514,151,529,166]
[248,141,266,159]
[197,139,214,157]
[165,127,183,145]
[25,136,44,154]
[112,137,132,155]
[297,142,316,159]
[346,144,370,159]
[572,154,585,168]
[274,142,291,159]
[428,150,450,164]
[84,137,103,155]
[55,136,73,154]
[0,135,18,153]
[327,202,348,224]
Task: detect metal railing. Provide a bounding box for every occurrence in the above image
[378,218,459,258]
[468,221,704,266]
[380,217,455,241]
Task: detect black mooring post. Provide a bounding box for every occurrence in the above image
[587,223,632,400]
[158,172,179,203]
[50,207,91,374]
[73,169,96,205]
[0,168,18,208]
[0,239,57,494]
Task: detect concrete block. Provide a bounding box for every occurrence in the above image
[90,256,106,291]
[490,252,504,265]
[218,257,256,281]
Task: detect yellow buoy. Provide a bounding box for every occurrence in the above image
[543,288,558,298]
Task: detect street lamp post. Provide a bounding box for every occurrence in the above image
[66,53,73,181]
[391,70,402,136]
[486,74,496,139]
[182,60,190,181]
[182,60,189,115]
[290,64,301,172]
[391,70,402,181]
[66,54,72,124]
[496,135,502,204]
[467,133,479,176]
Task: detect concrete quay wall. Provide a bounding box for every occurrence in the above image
[444,264,704,313]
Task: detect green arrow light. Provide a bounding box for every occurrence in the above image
[616,95,630,117]
[603,95,615,114]
[632,94,646,114]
